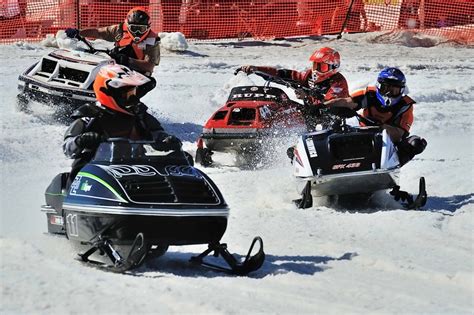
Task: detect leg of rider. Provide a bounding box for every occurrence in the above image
[396,135,427,166]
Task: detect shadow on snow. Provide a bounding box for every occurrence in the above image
[130,251,357,278]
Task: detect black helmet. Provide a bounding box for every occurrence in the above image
[125,7,151,41]
[127,7,150,25]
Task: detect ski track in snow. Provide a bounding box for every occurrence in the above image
[0,32,473,314]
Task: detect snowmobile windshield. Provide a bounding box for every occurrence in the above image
[92,139,188,165]
[228,86,289,103]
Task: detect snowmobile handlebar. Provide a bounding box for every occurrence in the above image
[325,106,380,127]
[77,35,111,55]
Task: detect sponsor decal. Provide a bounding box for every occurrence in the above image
[332,162,361,170]
[294,148,304,167]
[305,137,318,158]
[259,105,272,120]
[231,93,276,100]
[70,175,82,194]
[73,172,128,203]
[50,215,64,226]
[80,180,92,192]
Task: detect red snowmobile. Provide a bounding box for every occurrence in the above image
[195,77,307,167]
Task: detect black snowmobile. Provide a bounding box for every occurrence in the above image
[41,138,265,274]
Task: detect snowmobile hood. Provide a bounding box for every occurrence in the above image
[49,49,110,66]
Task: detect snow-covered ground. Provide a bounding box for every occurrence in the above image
[0,31,473,314]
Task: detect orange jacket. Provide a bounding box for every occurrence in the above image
[116,23,159,61]
[351,86,415,134]
[255,67,349,105]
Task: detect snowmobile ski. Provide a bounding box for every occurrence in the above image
[190,237,265,275]
[390,177,427,210]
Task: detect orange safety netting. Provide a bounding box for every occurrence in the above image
[1,0,473,44]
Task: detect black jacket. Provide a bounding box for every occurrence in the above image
[63,103,168,173]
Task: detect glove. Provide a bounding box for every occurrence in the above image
[110,52,129,67]
[65,28,80,39]
[162,135,182,151]
[155,134,182,151]
[238,65,256,74]
[75,132,102,149]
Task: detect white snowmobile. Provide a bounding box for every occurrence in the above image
[291,107,427,210]
[245,71,427,210]
[17,36,111,114]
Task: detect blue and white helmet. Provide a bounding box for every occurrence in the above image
[375,67,406,107]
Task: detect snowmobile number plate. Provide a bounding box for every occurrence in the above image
[305,137,318,158]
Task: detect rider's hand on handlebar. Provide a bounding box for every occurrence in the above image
[237,65,256,74]
[65,28,80,39]
[158,135,182,151]
[76,132,102,149]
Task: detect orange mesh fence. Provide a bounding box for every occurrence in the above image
[1,0,473,44]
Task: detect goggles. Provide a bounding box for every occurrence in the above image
[312,62,331,74]
[377,82,403,97]
[128,23,149,35]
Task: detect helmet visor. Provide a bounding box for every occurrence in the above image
[312,62,330,74]
[378,82,402,97]
[128,23,149,35]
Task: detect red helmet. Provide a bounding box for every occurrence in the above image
[125,6,151,43]
[309,47,340,83]
[93,64,150,115]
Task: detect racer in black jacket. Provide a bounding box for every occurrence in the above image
[63,63,181,184]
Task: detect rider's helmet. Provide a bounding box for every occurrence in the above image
[125,6,151,43]
[309,47,340,83]
[93,64,150,115]
[375,67,406,107]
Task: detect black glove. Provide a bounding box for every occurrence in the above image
[109,52,129,67]
[154,134,182,151]
[65,28,80,39]
[75,132,102,149]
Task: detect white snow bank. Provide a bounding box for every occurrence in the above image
[159,32,188,52]
[41,30,89,51]
[40,30,189,52]
[365,30,453,47]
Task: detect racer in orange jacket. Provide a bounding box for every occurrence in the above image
[239,47,349,131]
[326,67,427,165]
[65,7,159,98]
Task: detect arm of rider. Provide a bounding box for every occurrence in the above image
[77,25,120,42]
[128,56,155,75]
[63,119,102,158]
[382,124,405,143]
[325,97,358,110]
